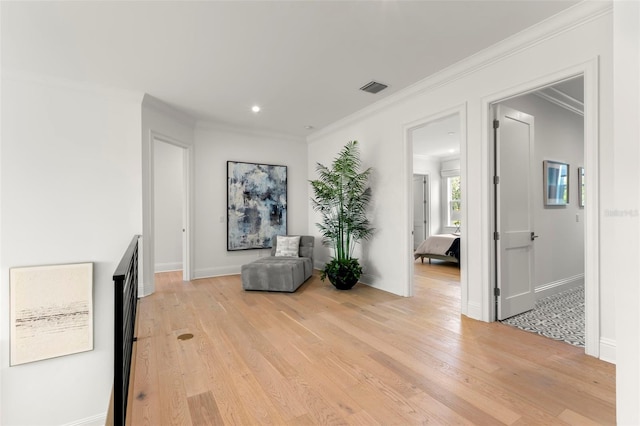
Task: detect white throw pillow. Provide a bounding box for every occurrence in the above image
[275,235,300,257]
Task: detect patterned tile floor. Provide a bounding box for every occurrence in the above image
[501,286,585,347]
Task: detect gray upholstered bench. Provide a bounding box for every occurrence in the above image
[241,235,314,292]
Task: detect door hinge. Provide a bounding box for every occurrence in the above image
[493,119,500,129]
[494,231,500,240]
[494,288,501,297]
[493,176,500,184]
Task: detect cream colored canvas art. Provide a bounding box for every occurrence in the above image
[10,263,93,366]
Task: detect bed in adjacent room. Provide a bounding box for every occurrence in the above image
[414,233,460,264]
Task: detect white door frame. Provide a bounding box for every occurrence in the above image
[142,131,194,295]
[413,173,430,248]
[403,104,468,316]
[482,58,600,356]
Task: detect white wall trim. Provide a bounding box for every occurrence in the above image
[141,129,155,297]
[196,119,305,144]
[482,58,600,357]
[142,94,196,127]
[582,57,601,359]
[155,262,183,273]
[1,69,143,103]
[151,131,194,281]
[61,413,106,426]
[403,104,467,308]
[599,337,617,365]
[360,273,379,288]
[142,126,194,296]
[535,273,584,299]
[194,266,241,279]
[534,88,584,116]
[467,302,482,319]
[308,1,611,143]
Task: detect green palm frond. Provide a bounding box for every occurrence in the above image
[309,140,374,264]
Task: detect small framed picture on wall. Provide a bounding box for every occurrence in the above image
[543,160,569,206]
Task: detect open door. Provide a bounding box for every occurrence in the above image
[494,105,536,320]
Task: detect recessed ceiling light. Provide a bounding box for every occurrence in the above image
[304,125,314,130]
[251,105,261,113]
[449,149,456,153]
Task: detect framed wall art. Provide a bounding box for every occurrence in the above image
[10,262,93,366]
[543,160,569,206]
[227,161,287,250]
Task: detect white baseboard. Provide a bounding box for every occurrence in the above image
[154,262,183,272]
[599,337,616,364]
[62,413,106,426]
[193,265,241,279]
[466,302,483,320]
[535,274,584,300]
[360,273,377,287]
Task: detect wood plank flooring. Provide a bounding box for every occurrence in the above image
[129,261,615,425]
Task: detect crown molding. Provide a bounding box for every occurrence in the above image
[307,1,611,143]
[195,119,305,143]
[1,68,143,103]
[142,94,197,127]
[534,87,584,116]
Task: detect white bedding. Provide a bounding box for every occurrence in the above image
[414,233,460,257]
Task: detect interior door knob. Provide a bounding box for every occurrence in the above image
[531,232,539,241]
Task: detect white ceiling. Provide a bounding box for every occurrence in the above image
[1,1,580,138]
[412,114,460,159]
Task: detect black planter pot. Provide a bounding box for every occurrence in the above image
[327,271,359,290]
[323,258,363,290]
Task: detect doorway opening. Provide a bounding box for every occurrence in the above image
[408,110,463,303]
[153,139,186,276]
[146,133,193,290]
[490,73,598,354]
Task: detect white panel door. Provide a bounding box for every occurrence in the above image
[413,174,428,249]
[495,105,536,320]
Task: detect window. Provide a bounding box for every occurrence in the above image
[446,175,461,228]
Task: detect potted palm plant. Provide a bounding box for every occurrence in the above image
[310,140,373,290]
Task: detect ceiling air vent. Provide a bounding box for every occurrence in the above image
[359,81,388,94]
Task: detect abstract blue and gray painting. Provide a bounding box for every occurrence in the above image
[227,161,287,250]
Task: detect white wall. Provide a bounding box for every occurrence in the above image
[502,94,584,298]
[613,1,640,423]
[154,140,184,272]
[0,74,142,425]
[308,4,613,337]
[413,156,441,236]
[193,123,308,278]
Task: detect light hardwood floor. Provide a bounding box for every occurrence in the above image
[129,261,615,425]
